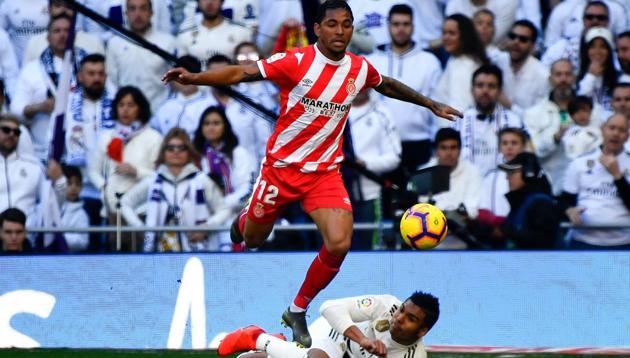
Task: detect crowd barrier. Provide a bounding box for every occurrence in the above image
[0,251,628,349]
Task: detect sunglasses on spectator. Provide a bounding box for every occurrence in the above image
[165,144,188,152]
[236,53,260,62]
[0,126,21,136]
[508,32,532,43]
[584,14,608,21]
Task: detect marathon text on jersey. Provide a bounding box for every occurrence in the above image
[300,97,350,117]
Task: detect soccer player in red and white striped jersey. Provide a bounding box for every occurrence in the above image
[163,0,461,348]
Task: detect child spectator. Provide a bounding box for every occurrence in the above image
[563,96,602,159]
[61,165,90,252]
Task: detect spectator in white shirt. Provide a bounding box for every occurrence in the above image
[445,0,518,45]
[59,165,89,252]
[151,55,219,138]
[367,4,441,178]
[193,106,256,224]
[106,0,176,113]
[22,0,105,66]
[223,0,259,29]
[476,127,527,229]
[501,20,550,118]
[0,81,34,158]
[563,95,603,160]
[576,27,618,111]
[434,14,489,125]
[473,9,509,70]
[418,128,482,249]
[205,54,271,165]
[64,54,114,234]
[0,28,20,101]
[524,59,577,195]
[87,86,162,250]
[348,0,420,49]
[0,0,49,64]
[452,64,523,177]
[12,14,87,161]
[176,0,253,63]
[615,31,630,83]
[344,89,401,250]
[0,114,67,231]
[544,0,627,51]
[121,128,232,252]
[408,0,444,50]
[542,1,611,69]
[255,0,303,55]
[612,83,630,119]
[561,113,630,249]
[232,42,278,113]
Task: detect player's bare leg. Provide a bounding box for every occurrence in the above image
[283,208,353,348]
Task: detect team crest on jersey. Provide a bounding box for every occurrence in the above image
[374,320,390,332]
[266,53,286,64]
[358,297,373,308]
[253,203,265,218]
[346,78,356,95]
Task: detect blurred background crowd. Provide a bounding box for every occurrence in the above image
[0,0,629,254]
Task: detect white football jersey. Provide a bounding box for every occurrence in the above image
[564,148,630,246]
[310,295,427,358]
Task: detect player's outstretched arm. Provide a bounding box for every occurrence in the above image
[374,75,463,121]
[161,64,263,86]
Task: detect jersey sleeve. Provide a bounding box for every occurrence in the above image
[364,58,383,88]
[319,294,399,335]
[256,51,296,88]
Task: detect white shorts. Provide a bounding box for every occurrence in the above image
[309,317,350,358]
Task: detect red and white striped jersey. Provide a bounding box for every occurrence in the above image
[256,44,382,173]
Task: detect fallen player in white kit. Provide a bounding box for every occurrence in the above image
[218,291,440,358]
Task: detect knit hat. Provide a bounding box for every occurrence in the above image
[584,27,615,50]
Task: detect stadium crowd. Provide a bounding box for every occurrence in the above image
[0,0,629,254]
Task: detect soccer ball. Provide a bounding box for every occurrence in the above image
[400,203,448,250]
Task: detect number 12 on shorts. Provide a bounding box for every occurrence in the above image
[256,180,279,205]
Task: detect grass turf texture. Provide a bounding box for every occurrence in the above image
[0,350,624,358]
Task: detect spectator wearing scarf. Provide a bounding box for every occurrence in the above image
[121,128,231,252]
[88,86,162,241]
[64,54,114,205]
[11,14,87,161]
[193,106,256,215]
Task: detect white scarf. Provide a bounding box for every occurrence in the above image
[115,120,144,143]
[65,89,114,166]
[143,165,210,252]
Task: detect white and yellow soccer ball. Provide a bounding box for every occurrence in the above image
[399,203,448,250]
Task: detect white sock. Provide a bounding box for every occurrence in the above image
[256,334,307,358]
[289,303,306,313]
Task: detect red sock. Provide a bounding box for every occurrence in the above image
[293,246,346,309]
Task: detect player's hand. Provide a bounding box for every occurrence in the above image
[358,338,387,357]
[162,67,195,85]
[430,100,463,121]
[566,207,585,225]
[599,154,622,179]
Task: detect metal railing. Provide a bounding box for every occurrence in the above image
[26,222,630,233]
[26,222,392,233]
